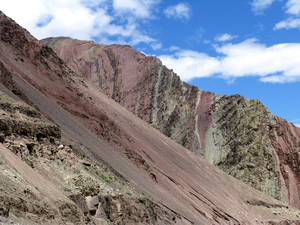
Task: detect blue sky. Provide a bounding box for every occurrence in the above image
[1,0,300,127]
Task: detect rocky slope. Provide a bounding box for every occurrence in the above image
[0,91,169,225]
[41,36,300,209]
[1,10,300,224]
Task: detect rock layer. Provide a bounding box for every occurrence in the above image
[208,95,281,200]
[42,36,300,209]
[41,37,203,153]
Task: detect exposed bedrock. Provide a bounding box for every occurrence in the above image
[41,37,203,153]
[207,94,282,200]
[42,37,300,209]
[206,94,300,208]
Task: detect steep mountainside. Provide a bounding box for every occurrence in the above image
[1,10,300,224]
[42,36,300,209]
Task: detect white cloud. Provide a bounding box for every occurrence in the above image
[295,123,300,127]
[250,0,276,14]
[159,50,220,81]
[168,45,180,51]
[0,0,159,47]
[150,42,162,50]
[113,0,160,18]
[274,18,300,29]
[260,75,300,83]
[159,39,300,83]
[285,0,300,15]
[274,0,300,30]
[164,3,191,20]
[215,33,238,42]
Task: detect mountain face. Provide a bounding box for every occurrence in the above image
[1,11,300,224]
[41,36,300,209]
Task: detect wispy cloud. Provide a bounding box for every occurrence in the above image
[150,42,162,50]
[159,38,300,83]
[187,28,205,45]
[164,3,191,20]
[113,0,160,19]
[215,33,238,42]
[291,119,300,127]
[254,22,265,31]
[166,45,180,51]
[250,0,276,15]
[274,0,300,30]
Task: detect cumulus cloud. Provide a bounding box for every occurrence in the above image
[159,39,300,83]
[215,33,238,42]
[164,3,191,20]
[159,50,220,81]
[250,0,276,14]
[274,0,300,30]
[0,0,160,47]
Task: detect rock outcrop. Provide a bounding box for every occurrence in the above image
[1,10,300,224]
[42,36,300,209]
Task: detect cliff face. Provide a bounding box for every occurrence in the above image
[42,37,300,209]
[41,37,204,153]
[208,95,282,201]
[208,94,300,208]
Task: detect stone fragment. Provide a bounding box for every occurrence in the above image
[86,195,99,213]
[68,194,89,214]
[95,203,106,218]
[80,159,91,166]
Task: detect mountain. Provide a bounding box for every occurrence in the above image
[41,36,300,209]
[1,10,300,224]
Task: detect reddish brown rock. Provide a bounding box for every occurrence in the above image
[269,117,300,209]
[41,35,300,210]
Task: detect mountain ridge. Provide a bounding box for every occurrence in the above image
[41,36,300,209]
[1,10,300,224]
